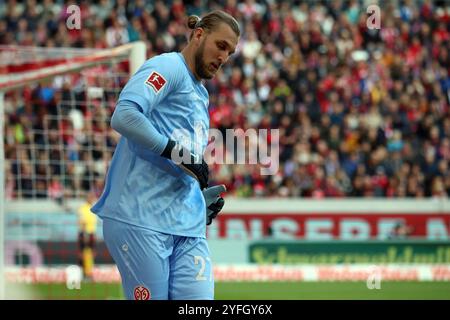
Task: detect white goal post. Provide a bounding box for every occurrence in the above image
[0,41,146,300]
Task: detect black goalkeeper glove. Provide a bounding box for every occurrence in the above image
[203,184,226,225]
[161,139,209,190]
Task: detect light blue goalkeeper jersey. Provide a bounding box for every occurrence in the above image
[91,52,210,238]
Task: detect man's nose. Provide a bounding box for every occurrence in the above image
[218,53,228,64]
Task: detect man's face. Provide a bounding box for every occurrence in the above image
[194,23,239,80]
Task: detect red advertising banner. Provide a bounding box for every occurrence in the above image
[207,213,450,240]
[7,265,450,283]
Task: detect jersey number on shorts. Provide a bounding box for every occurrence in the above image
[194,255,212,281]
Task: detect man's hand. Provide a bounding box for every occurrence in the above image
[161,140,209,189]
[202,184,226,225]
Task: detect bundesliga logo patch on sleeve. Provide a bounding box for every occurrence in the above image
[145,71,167,93]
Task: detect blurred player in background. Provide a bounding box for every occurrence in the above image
[91,10,240,300]
[77,191,98,281]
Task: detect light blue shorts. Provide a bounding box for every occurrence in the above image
[102,218,214,300]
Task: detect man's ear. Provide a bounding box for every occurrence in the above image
[193,27,205,43]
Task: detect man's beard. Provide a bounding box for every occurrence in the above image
[194,39,213,80]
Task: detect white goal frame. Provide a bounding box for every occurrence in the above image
[0,41,146,300]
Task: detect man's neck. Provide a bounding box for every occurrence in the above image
[181,46,201,81]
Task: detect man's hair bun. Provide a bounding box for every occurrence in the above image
[187,15,201,29]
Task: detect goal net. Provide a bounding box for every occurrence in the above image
[1,41,146,299]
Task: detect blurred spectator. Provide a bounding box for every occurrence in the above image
[388,221,415,239]
[77,191,98,280]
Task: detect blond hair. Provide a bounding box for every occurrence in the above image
[187,10,240,40]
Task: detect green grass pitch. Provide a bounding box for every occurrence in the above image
[6,281,450,300]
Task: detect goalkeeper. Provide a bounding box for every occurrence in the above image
[91,10,239,300]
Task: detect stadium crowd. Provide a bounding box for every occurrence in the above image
[1,0,449,199]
